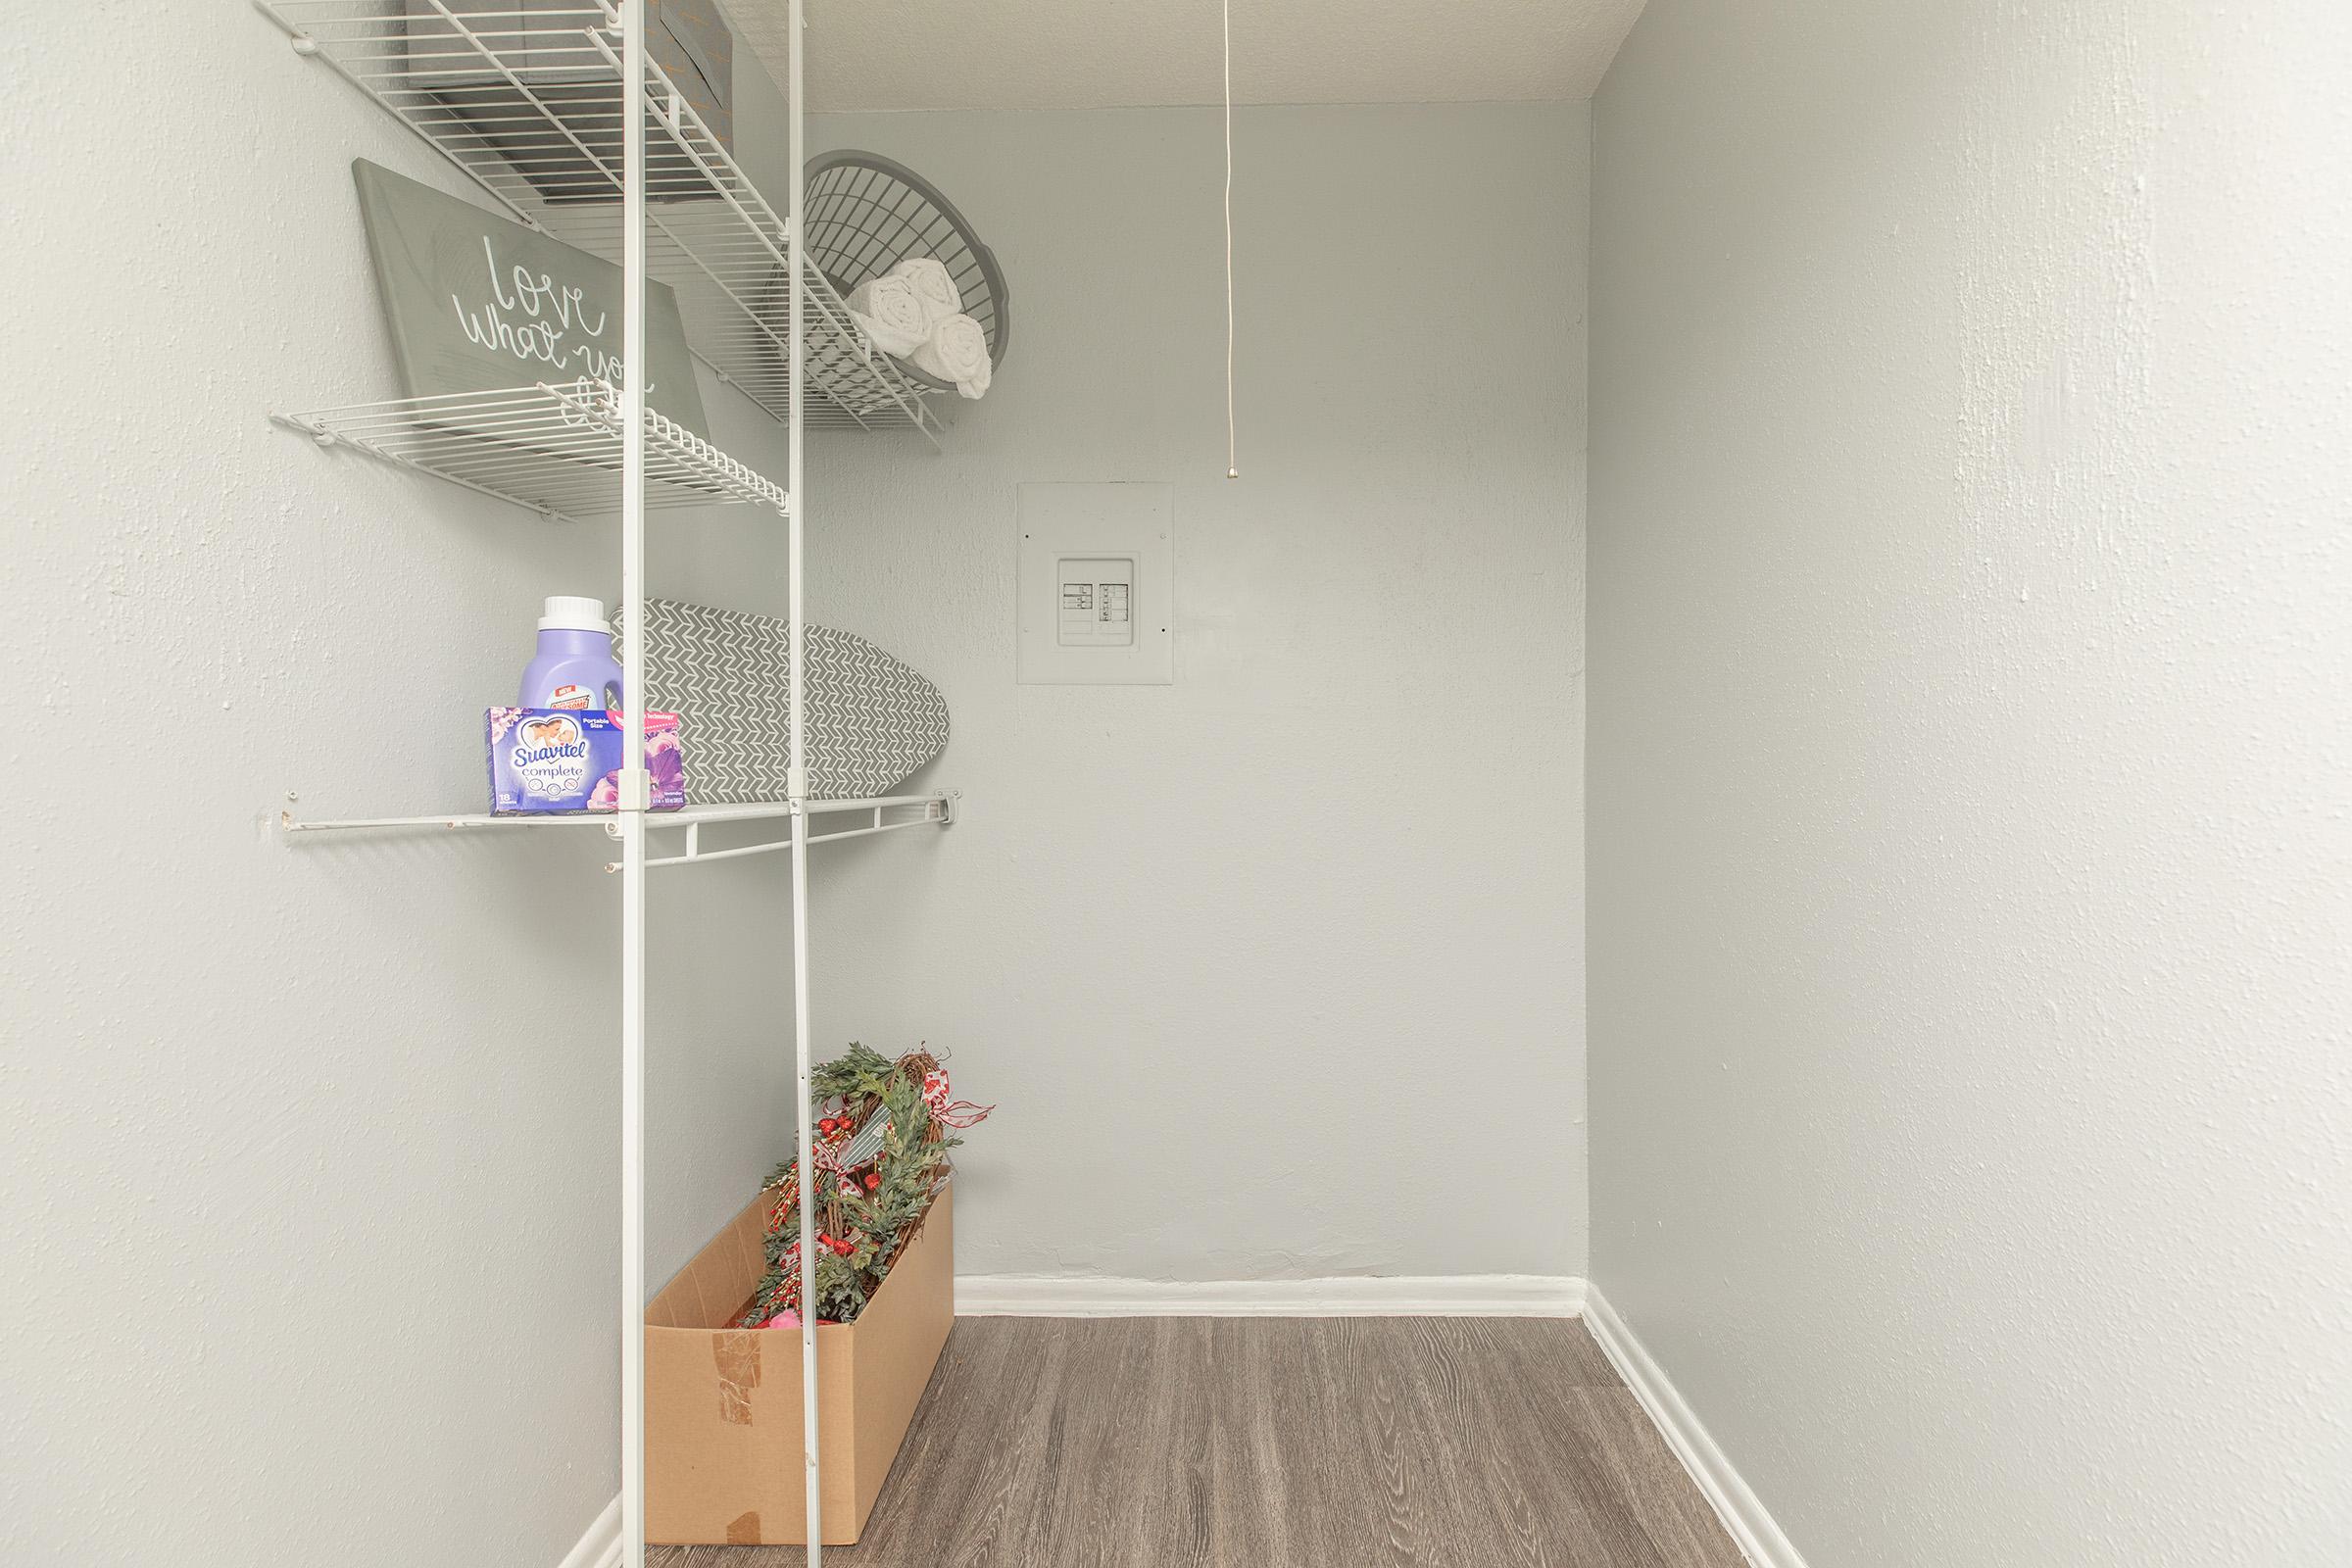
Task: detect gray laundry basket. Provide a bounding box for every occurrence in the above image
[804,150,1011,392]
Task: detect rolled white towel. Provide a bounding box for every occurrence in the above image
[888,256,963,326]
[911,312,993,399]
[843,275,928,358]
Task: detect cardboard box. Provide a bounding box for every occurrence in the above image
[647,1185,954,1545]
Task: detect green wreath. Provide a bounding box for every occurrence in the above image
[737,1044,983,1326]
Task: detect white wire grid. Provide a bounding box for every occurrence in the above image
[272,378,791,520]
[258,0,947,440]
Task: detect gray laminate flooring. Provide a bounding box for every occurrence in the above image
[651,1317,1745,1568]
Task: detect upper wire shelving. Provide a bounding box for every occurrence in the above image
[256,0,948,443]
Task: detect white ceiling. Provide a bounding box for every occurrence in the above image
[725,1,1648,114]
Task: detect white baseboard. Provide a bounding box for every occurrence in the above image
[955,1272,1588,1317]
[557,1495,622,1568]
[1582,1285,1808,1568]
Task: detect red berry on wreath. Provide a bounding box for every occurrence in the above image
[863,1171,882,1191]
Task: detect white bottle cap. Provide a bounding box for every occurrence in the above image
[539,595,611,634]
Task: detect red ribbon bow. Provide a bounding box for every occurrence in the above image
[921,1067,993,1129]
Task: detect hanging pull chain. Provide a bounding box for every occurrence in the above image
[1224,0,1238,479]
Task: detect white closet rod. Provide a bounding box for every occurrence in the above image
[627,799,954,871]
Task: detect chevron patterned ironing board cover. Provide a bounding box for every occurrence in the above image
[617,598,951,803]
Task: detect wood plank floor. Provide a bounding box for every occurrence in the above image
[652,1318,1743,1568]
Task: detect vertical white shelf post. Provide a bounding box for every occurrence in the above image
[618,2,650,1566]
[786,2,822,1565]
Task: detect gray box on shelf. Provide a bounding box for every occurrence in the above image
[352,159,710,437]
[403,0,732,203]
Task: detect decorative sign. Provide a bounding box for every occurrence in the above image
[351,159,710,436]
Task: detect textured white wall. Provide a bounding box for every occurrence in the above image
[1591,4,2352,1567]
[3,5,807,1563]
[802,105,1588,1282]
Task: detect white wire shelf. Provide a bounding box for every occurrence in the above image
[272,379,788,522]
[256,0,949,444]
[280,791,955,871]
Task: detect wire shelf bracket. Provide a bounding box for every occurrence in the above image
[631,793,955,870]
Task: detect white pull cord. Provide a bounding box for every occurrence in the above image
[1223,0,1237,479]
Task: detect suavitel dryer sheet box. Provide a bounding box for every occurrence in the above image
[645,1185,954,1545]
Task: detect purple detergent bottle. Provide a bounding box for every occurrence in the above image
[519,596,626,712]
